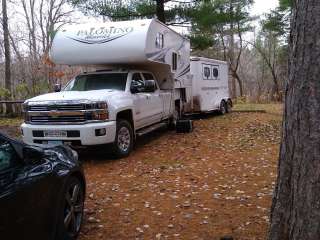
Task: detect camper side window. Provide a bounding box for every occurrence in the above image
[156,33,164,49]
[172,52,178,71]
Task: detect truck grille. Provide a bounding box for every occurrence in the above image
[29,104,85,112]
[30,115,86,123]
[25,101,108,125]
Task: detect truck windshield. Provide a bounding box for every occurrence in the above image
[64,73,128,91]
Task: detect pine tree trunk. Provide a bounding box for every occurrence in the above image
[2,0,12,114]
[269,1,320,239]
[155,0,165,23]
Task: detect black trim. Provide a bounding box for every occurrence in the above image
[177,65,190,78]
[32,130,80,138]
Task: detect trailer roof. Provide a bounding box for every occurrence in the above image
[190,56,228,65]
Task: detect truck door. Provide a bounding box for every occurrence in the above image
[142,73,163,123]
[130,73,150,129]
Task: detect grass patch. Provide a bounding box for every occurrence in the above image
[233,103,283,115]
[0,117,23,126]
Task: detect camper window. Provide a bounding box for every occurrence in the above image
[64,73,128,91]
[156,33,164,49]
[172,52,178,71]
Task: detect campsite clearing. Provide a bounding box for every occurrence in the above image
[79,104,281,240]
[0,104,282,240]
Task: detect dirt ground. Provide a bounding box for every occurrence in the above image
[0,104,282,240]
[79,104,282,240]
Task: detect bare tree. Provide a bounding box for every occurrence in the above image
[18,0,73,92]
[2,0,12,114]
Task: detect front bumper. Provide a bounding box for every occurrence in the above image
[21,121,117,146]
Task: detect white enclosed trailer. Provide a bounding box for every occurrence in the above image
[190,57,231,113]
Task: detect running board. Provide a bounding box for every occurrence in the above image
[136,122,168,137]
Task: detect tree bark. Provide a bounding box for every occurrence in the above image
[269,1,320,239]
[2,0,12,114]
[234,71,243,97]
[155,0,165,23]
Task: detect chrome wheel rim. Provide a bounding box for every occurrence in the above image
[64,183,83,236]
[173,109,179,126]
[221,103,226,114]
[118,126,131,152]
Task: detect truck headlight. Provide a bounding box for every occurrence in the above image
[92,110,109,120]
[22,103,30,122]
[91,101,109,121]
[22,103,28,112]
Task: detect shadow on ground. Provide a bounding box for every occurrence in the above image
[77,110,222,163]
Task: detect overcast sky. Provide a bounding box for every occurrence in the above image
[243,0,279,41]
[252,0,279,15]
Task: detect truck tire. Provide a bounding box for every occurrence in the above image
[219,101,227,115]
[112,119,134,158]
[169,105,181,130]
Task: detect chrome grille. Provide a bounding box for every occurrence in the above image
[30,115,86,123]
[29,104,85,112]
[26,101,107,125]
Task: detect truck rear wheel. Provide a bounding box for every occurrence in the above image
[169,105,181,130]
[112,119,133,158]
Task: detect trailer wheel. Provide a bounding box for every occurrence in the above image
[219,101,227,115]
[112,119,133,158]
[226,99,233,113]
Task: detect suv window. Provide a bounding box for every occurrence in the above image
[0,140,18,171]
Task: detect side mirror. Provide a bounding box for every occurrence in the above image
[23,146,45,164]
[130,85,139,94]
[54,83,61,92]
[144,80,156,92]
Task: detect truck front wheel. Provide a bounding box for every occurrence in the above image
[112,119,133,158]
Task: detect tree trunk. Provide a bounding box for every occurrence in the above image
[2,0,12,114]
[269,1,320,239]
[234,71,243,97]
[155,0,165,23]
[270,69,281,101]
[228,1,236,99]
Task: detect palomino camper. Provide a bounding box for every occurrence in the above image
[51,18,193,111]
[21,19,231,157]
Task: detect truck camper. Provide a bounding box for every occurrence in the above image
[21,19,231,157]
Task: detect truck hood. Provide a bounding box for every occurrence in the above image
[25,90,125,103]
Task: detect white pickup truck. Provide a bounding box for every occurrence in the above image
[21,70,174,157]
[21,19,231,157]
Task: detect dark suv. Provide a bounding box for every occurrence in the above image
[0,133,85,240]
